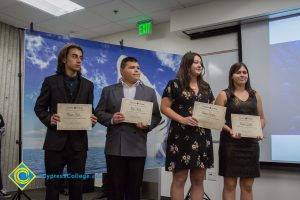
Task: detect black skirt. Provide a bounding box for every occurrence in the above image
[219,132,260,178]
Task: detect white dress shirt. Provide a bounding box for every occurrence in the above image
[120,79,141,99]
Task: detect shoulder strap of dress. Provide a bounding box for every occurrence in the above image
[224,88,231,99]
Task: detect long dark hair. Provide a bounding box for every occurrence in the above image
[56,43,83,75]
[226,62,255,96]
[176,51,209,95]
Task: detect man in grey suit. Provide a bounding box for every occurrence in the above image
[95,57,161,200]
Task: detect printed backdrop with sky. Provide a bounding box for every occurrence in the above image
[23,30,182,176]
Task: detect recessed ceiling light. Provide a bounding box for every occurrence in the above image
[18,0,84,17]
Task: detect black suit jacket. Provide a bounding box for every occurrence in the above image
[34,74,94,151]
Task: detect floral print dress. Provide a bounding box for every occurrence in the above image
[163,79,214,171]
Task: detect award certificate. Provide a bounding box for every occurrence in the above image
[231,114,263,138]
[120,98,153,125]
[57,103,92,130]
[192,102,226,130]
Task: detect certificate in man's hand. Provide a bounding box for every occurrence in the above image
[192,102,226,130]
[120,98,153,125]
[57,103,92,130]
[231,114,263,138]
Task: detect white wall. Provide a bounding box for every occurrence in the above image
[96,21,300,199]
[170,0,300,32]
[96,22,237,55]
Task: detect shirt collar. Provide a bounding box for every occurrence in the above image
[119,78,142,87]
[63,74,79,81]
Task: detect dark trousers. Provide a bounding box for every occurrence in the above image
[44,142,87,200]
[105,155,146,200]
[102,173,109,194]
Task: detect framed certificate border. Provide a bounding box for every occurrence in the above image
[192,102,226,131]
[231,114,263,138]
[57,103,92,130]
[120,98,153,125]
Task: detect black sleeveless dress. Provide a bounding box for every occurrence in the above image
[163,79,214,171]
[219,90,260,178]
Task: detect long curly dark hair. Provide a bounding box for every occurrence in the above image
[56,43,83,75]
[176,51,209,95]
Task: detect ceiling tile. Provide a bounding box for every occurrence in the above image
[71,0,111,8]
[1,3,53,24]
[88,22,128,37]
[177,0,212,7]
[88,0,143,22]
[123,0,182,13]
[115,15,151,29]
[69,30,101,40]
[61,10,110,29]
[35,18,85,35]
[144,9,173,24]
[0,12,27,28]
[0,0,18,10]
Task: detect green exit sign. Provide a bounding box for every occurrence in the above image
[137,20,152,36]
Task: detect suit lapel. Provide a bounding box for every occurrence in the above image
[58,75,68,102]
[112,83,124,110]
[134,84,144,101]
[112,83,144,110]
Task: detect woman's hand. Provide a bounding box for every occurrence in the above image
[180,116,198,126]
[228,129,241,139]
[231,133,241,139]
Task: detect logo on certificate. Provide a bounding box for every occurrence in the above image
[8,162,36,190]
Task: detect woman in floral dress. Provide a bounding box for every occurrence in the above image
[161,52,214,200]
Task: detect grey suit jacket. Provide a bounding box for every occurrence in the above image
[95,82,162,157]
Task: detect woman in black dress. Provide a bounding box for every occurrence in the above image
[215,62,265,200]
[161,52,214,200]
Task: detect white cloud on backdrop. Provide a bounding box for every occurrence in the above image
[155,52,181,72]
[26,35,57,70]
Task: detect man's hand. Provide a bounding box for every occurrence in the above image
[50,114,60,126]
[136,122,149,130]
[112,112,125,124]
[91,114,97,125]
[256,135,264,141]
